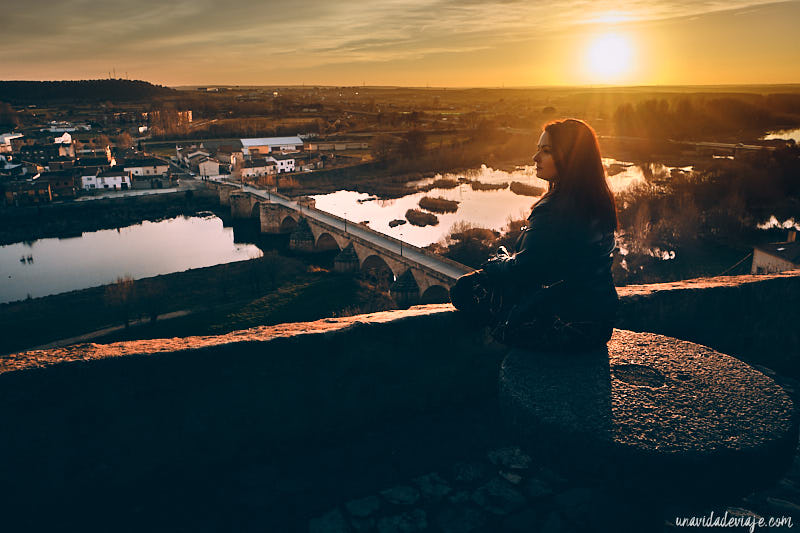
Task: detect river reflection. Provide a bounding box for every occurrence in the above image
[311,161,691,248]
[762,128,800,143]
[0,215,262,304]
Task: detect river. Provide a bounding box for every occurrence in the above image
[310,159,691,248]
[0,215,262,304]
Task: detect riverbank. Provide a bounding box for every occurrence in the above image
[0,252,396,356]
[0,188,220,246]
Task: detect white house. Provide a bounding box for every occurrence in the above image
[270,153,295,173]
[241,158,277,178]
[122,157,169,177]
[198,158,220,177]
[0,132,24,153]
[44,121,91,133]
[83,169,132,191]
[176,146,210,167]
[240,136,304,156]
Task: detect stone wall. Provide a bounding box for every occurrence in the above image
[616,270,800,377]
[1,271,799,501]
[0,307,506,498]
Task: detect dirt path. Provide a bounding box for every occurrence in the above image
[28,309,195,351]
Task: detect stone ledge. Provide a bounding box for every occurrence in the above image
[499,329,798,501]
[1,304,456,375]
[616,269,800,298]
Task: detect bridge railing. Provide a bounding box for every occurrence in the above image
[270,189,474,277]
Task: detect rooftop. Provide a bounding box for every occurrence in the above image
[241,136,303,147]
[121,157,168,168]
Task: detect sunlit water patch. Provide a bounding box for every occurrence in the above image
[312,162,693,248]
[0,215,262,304]
[762,128,800,143]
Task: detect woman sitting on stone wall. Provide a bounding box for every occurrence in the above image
[450,118,618,351]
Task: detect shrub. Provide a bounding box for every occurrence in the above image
[510,181,546,197]
[405,209,439,227]
[468,179,508,191]
[418,196,459,214]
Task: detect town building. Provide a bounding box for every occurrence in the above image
[84,169,132,191]
[176,146,210,168]
[0,154,22,172]
[42,121,91,133]
[75,156,113,170]
[36,170,78,199]
[241,158,277,179]
[3,180,52,206]
[122,157,169,177]
[752,231,800,274]
[0,133,24,153]
[213,145,244,166]
[241,136,304,156]
[18,144,63,166]
[198,158,220,177]
[77,146,114,162]
[271,153,295,173]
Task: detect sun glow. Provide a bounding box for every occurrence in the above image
[585,33,634,82]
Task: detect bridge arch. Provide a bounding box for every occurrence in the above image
[279,215,298,233]
[420,284,450,304]
[315,232,341,252]
[361,254,395,289]
[250,202,262,220]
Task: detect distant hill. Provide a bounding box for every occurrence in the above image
[0,79,175,104]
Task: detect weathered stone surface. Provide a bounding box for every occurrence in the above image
[487,446,532,470]
[345,495,381,518]
[500,329,798,499]
[349,516,375,533]
[434,505,488,533]
[379,485,420,506]
[764,496,800,515]
[502,508,541,532]
[411,472,452,501]
[452,462,490,485]
[447,490,471,505]
[499,471,523,485]
[309,508,351,533]
[471,477,527,515]
[376,509,427,533]
[523,477,553,500]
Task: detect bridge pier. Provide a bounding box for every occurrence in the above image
[218,184,238,207]
[259,203,297,234]
[229,191,257,219]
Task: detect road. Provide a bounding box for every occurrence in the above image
[240,184,473,280]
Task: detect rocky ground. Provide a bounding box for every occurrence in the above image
[301,366,800,533]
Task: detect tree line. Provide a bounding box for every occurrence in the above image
[613,94,800,141]
[0,80,175,104]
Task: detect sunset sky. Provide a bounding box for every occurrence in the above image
[1,0,798,87]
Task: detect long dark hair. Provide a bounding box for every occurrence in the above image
[541,118,617,231]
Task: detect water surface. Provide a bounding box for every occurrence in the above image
[311,161,692,247]
[1,215,262,304]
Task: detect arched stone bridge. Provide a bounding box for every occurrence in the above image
[216,183,473,305]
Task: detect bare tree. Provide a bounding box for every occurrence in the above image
[104,275,136,328]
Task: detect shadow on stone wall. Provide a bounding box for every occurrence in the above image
[1,271,799,525]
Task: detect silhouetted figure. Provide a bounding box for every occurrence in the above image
[451,119,618,351]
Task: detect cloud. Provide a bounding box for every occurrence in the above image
[0,0,793,81]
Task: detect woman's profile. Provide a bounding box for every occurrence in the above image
[450,118,618,351]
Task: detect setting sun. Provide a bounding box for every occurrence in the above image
[585,33,634,82]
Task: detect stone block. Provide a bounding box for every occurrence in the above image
[500,329,798,502]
